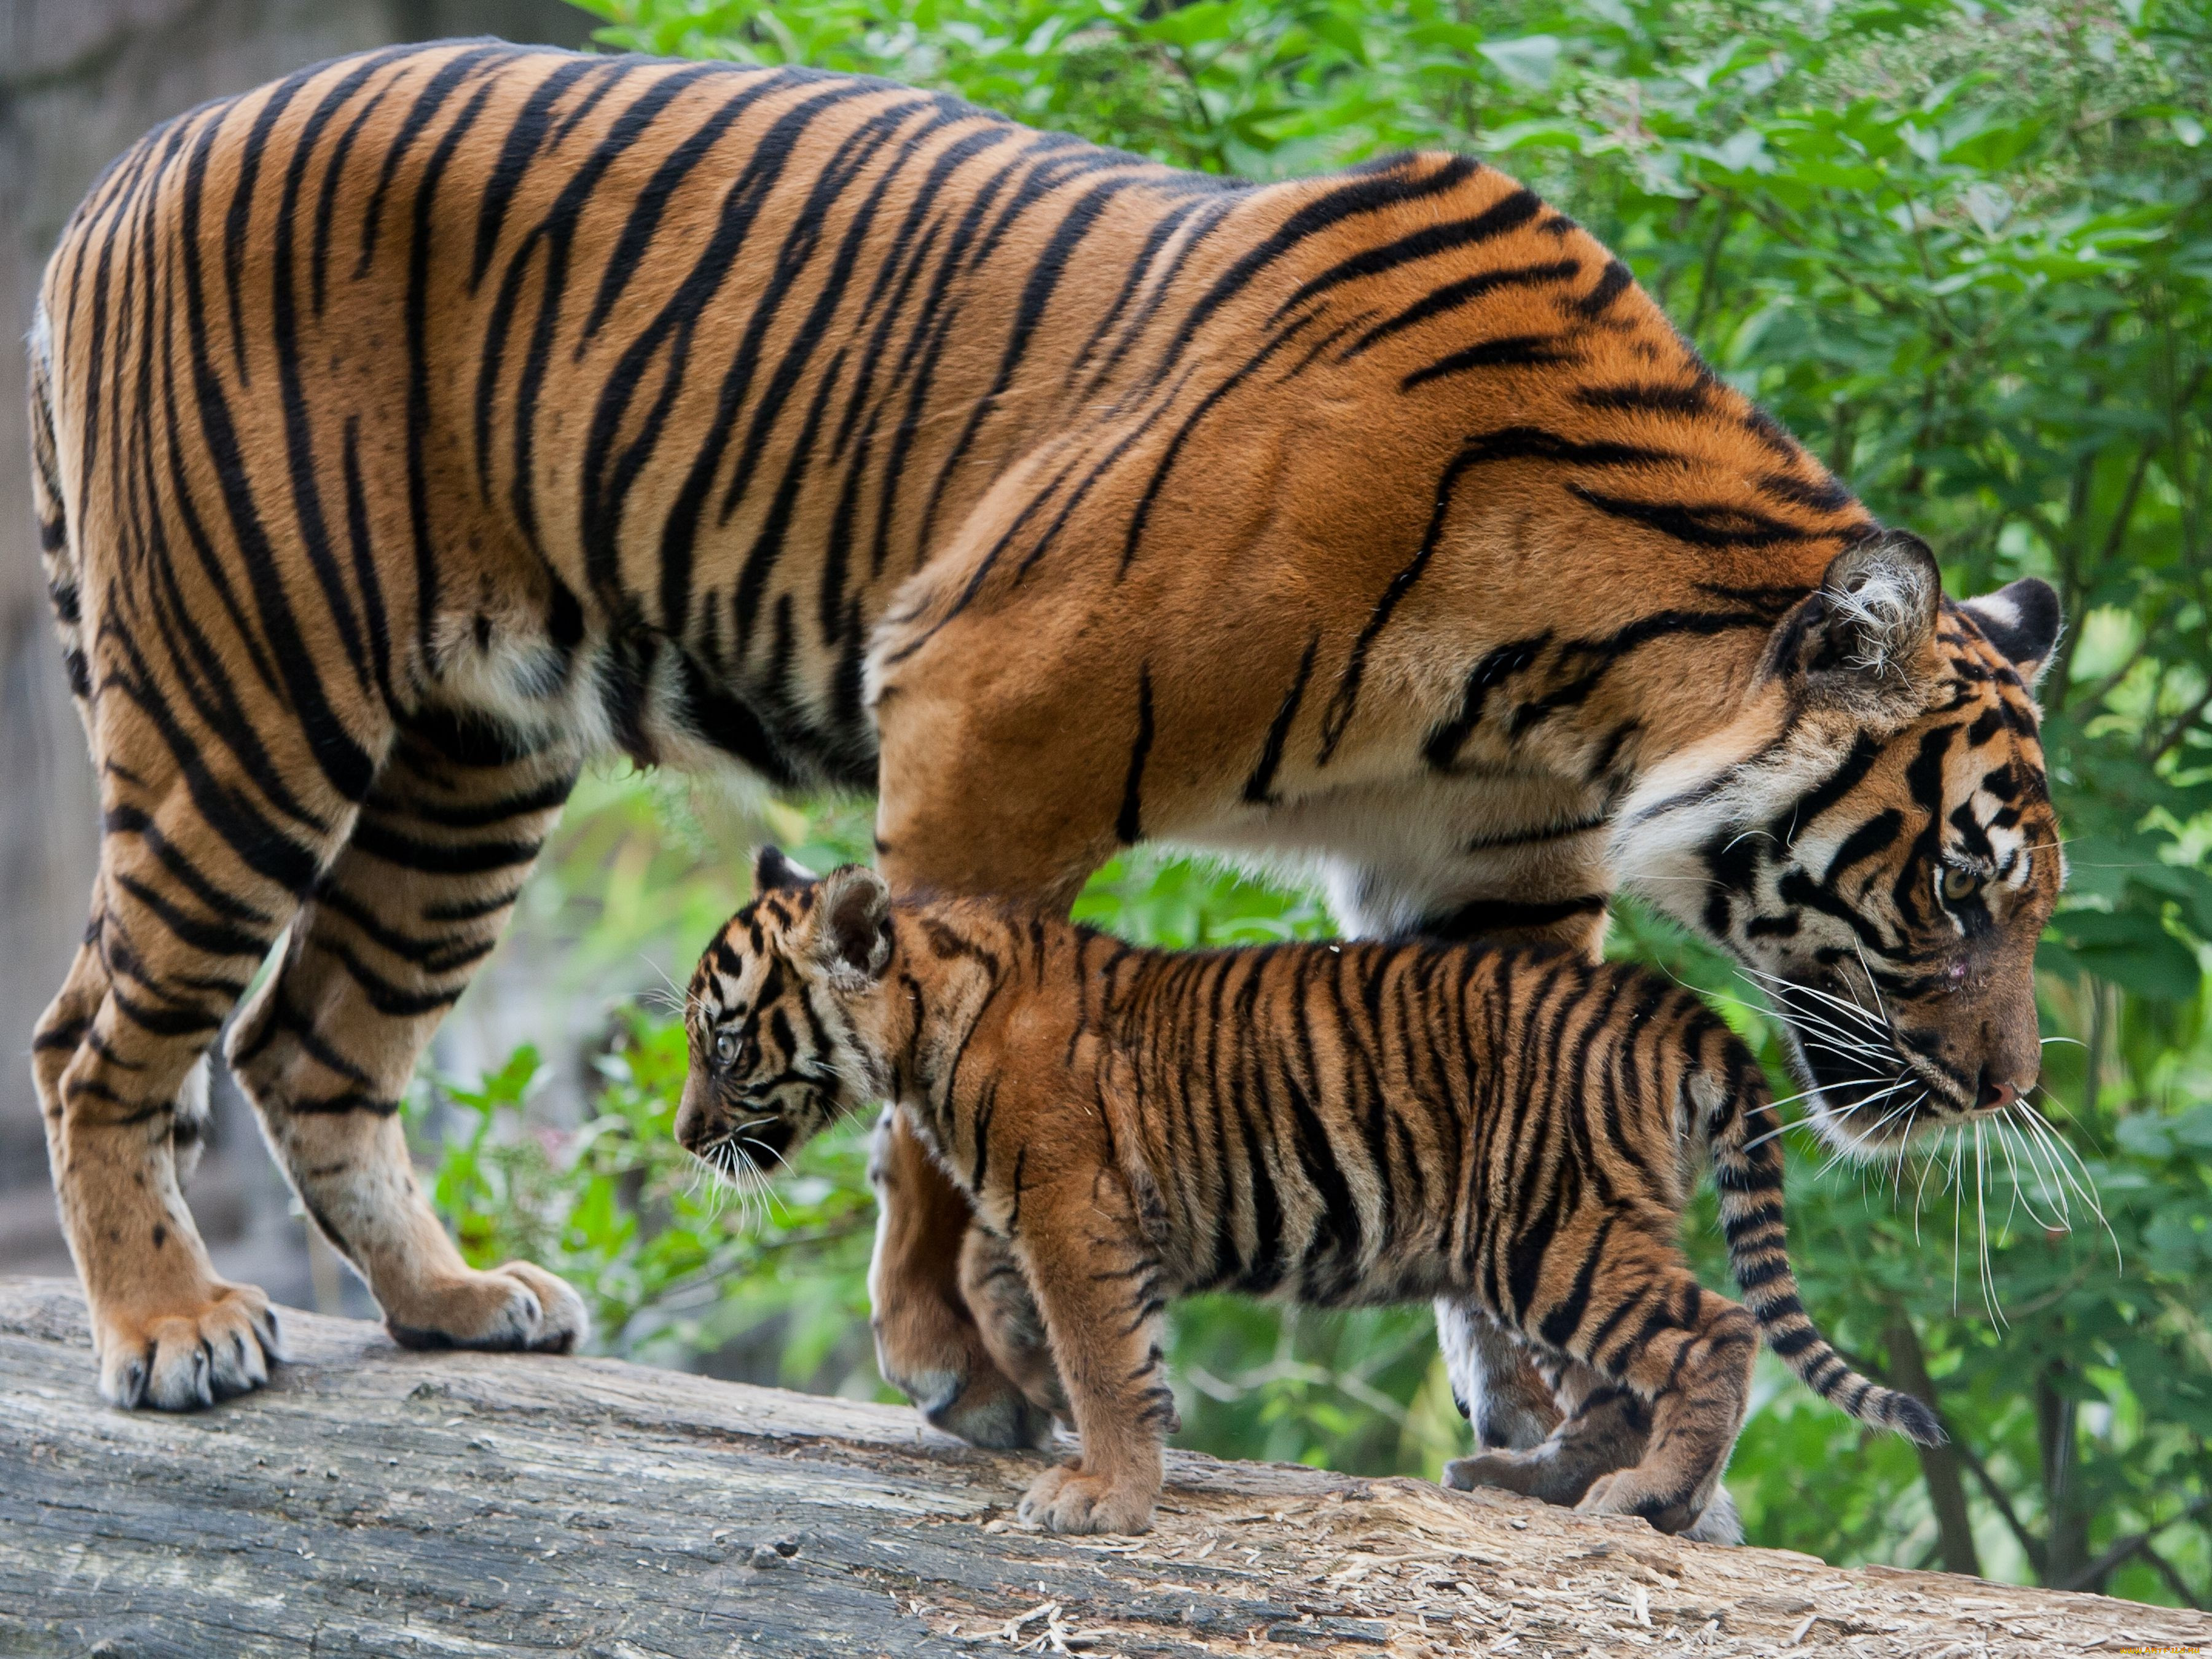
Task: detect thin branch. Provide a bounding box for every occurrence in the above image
[2141,1543,2208,1611]
[2057,1494,2212,1594]
[2147,680,2212,765]
[1950,1432,2048,1577]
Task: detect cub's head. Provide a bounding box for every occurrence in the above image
[675,850,895,1180]
[1620,532,2064,1155]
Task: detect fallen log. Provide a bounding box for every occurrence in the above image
[0,1277,2202,1657]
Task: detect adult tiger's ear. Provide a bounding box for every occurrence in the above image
[1961,578,2063,688]
[753,845,817,896]
[1777,531,1941,712]
[818,865,893,982]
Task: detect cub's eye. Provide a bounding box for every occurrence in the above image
[1940,866,1983,905]
[714,1030,739,1068]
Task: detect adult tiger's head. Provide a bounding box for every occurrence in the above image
[1617,532,2063,1155]
[675,849,893,1180]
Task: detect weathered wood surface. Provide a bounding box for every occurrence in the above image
[1,1278,2203,1657]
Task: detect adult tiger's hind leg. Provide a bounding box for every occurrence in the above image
[868,1109,1054,1448]
[1437,1296,1563,1454]
[1545,1239,1759,1537]
[227,712,587,1354]
[960,1224,1069,1425]
[1441,1327,1744,1543]
[34,700,359,1409]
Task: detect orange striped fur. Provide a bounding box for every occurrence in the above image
[32,44,2057,1422]
[681,853,1942,1535]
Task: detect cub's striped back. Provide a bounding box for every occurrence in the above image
[681,853,1940,1537]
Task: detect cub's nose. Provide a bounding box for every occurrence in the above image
[674,1078,713,1153]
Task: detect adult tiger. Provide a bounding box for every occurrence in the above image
[29,42,2061,1422]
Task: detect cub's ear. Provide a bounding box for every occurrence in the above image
[1778,531,1941,709]
[1961,577,2062,688]
[753,845,817,895]
[818,865,893,981]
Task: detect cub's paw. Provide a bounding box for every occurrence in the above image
[98,1284,283,1411]
[384,1262,587,1354]
[1574,1468,1701,1537]
[1018,1464,1155,1535]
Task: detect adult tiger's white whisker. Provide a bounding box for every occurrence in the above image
[2004,1103,2072,1229]
[1949,1128,1967,1312]
[1741,1073,1921,1156]
[1739,965,1892,1036]
[1991,1115,2054,1235]
[1974,1121,2005,1328]
[1663,960,1885,1053]
[1909,1123,1950,1245]
[2019,1097,2119,1266]
[1819,1093,1921,1177]
[1851,943,1894,1029]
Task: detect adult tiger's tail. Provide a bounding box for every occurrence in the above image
[1693,1030,1946,1446]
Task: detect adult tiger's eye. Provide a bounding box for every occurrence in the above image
[715,1030,739,1067]
[1940,866,1983,904]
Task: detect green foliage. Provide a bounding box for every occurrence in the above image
[408,0,2212,1605]
[414,1006,880,1386]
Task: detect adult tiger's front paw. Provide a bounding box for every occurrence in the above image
[876,1315,1054,1450]
[383,1261,587,1354]
[1018,1463,1156,1535]
[96,1282,283,1411]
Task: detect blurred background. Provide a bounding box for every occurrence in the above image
[2,0,2208,1610]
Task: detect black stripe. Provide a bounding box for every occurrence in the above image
[1148,156,1480,388]
[1270,189,1543,321]
[1567,483,1821,551]
[477,63,724,546]
[1242,633,1321,805]
[1115,665,1156,845]
[355,45,512,278]
[469,57,601,289]
[1572,257,1633,318]
[1421,895,1605,940]
[404,72,504,664]
[1423,635,1549,772]
[1343,259,1580,358]
[349,820,543,877]
[1403,332,1577,391]
[177,117,377,804]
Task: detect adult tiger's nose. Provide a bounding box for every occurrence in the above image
[1975,1070,2022,1111]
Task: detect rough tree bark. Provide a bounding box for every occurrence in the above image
[1,1278,2204,1658]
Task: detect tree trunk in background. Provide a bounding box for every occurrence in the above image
[1885,1311,1983,1580]
[2041,1362,2093,1591]
[0,0,593,1286]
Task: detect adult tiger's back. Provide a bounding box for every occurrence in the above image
[29,44,2060,1419]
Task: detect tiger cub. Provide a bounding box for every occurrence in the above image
[679,850,1941,1535]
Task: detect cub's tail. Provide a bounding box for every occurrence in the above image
[1690,1030,1945,1447]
